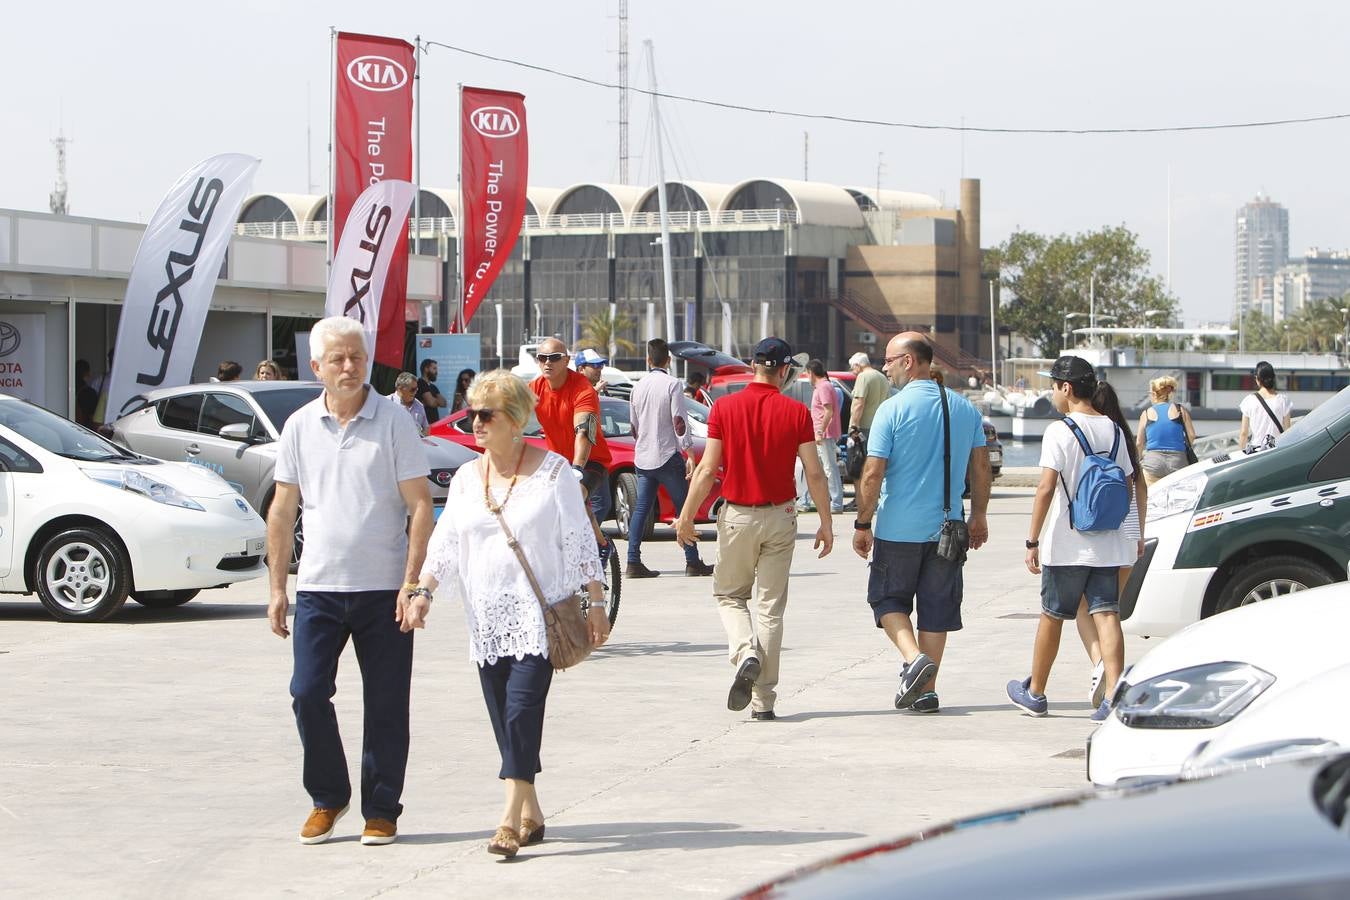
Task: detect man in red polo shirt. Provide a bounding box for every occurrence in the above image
[675,337,833,720]
[531,337,614,558]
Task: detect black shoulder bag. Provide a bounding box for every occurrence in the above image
[935,385,969,564]
[1176,403,1198,465]
[1253,393,1285,434]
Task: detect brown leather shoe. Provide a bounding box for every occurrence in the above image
[625,561,660,578]
[361,817,397,845]
[487,825,520,858]
[685,560,714,577]
[519,817,545,845]
[299,805,348,845]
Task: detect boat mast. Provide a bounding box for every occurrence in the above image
[645,39,677,343]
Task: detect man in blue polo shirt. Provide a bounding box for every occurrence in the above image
[852,332,991,714]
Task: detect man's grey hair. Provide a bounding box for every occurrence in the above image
[394,372,418,390]
[310,316,367,362]
[849,352,871,368]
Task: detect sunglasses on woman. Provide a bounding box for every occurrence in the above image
[535,352,566,363]
[467,408,499,424]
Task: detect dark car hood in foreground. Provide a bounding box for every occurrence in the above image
[741,755,1350,899]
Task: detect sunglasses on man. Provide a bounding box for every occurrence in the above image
[535,352,566,364]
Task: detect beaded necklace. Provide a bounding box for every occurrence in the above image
[481,444,527,514]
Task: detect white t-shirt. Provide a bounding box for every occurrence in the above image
[1038,412,1137,567]
[1240,392,1293,449]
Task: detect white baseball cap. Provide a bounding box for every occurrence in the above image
[575,348,609,367]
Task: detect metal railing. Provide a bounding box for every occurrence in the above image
[235,208,802,241]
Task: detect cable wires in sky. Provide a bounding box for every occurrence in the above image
[423,39,1350,136]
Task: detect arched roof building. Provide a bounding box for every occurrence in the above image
[721,178,865,228]
[550,183,645,225]
[844,187,941,213]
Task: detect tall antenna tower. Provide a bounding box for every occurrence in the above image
[50,130,71,215]
[617,0,630,184]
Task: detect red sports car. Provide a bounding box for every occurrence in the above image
[430,396,724,539]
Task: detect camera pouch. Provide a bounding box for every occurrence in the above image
[937,519,969,564]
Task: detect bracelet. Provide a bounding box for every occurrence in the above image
[408,587,434,602]
[402,582,419,592]
[854,521,872,531]
[1025,540,1039,549]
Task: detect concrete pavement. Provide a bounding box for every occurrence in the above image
[0,486,1149,898]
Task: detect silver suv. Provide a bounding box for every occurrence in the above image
[111,381,476,565]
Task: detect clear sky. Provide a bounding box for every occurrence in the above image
[7,0,1348,323]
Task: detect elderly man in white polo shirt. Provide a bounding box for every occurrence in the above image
[266,316,434,848]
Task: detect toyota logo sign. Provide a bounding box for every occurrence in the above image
[0,322,20,359]
[346,55,409,92]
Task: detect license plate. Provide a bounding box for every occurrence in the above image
[246,538,265,555]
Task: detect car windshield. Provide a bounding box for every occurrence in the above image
[251,386,322,435]
[520,398,632,439]
[1276,384,1350,450]
[0,400,137,462]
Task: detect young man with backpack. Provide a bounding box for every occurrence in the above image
[1007,356,1135,721]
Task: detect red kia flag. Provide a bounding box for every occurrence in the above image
[335,31,414,369]
[460,87,528,328]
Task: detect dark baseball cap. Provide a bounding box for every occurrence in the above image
[753,337,793,367]
[1046,355,1097,384]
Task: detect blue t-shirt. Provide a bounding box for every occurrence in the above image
[867,380,987,543]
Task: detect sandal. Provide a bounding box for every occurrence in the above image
[519,817,545,846]
[487,826,520,858]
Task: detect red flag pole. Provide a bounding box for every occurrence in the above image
[455,82,465,333]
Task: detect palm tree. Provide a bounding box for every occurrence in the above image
[581,309,638,359]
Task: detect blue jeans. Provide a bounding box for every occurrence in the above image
[478,653,553,783]
[628,451,702,565]
[290,590,413,821]
[585,465,612,523]
[1041,565,1120,619]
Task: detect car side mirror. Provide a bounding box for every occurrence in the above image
[219,423,253,443]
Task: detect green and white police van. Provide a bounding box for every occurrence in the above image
[1122,385,1350,638]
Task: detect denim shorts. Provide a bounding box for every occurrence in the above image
[1040,565,1120,620]
[866,538,963,633]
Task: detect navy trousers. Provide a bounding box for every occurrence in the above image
[290,590,413,821]
[478,653,553,783]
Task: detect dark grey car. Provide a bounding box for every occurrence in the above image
[739,753,1350,899]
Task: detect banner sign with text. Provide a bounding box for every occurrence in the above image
[335,31,415,369]
[459,86,528,329]
[106,153,259,420]
[326,179,416,379]
[0,315,45,406]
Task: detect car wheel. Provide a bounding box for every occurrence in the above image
[131,589,200,609]
[612,472,653,541]
[1213,554,1337,616]
[291,511,304,574]
[34,527,131,622]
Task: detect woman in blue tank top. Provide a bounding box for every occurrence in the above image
[1135,376,1196,485]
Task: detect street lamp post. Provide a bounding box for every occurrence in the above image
[1341,307,1349,366]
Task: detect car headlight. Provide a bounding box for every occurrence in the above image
[84,468,205,511]
[1146,470,1208,521]
[1115,662,1274,729]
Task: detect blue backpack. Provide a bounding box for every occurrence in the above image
[1059,417,1130,532]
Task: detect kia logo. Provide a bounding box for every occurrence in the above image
[0,322,20,358]
[346,55,408,92]
[470,106,520,138]
[434,470,453,487]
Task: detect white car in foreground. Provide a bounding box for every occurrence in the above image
[1089,581,1349,785]
[0,395,267,622]
[1181,662,1350,778]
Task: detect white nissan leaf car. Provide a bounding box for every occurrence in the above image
[0,394,267,622]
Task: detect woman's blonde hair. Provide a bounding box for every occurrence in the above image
[255,359,281,379]
[1150,376,1178,400]
[466,369,536,429]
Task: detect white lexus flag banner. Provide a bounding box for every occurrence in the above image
[324,179,415,377]
[105,153,259,420]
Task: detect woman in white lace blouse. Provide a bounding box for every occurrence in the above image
[414,369,609,858]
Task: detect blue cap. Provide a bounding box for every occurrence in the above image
[753,337,793,367]
[575,348,608,367]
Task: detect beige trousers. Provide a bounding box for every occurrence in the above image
[712,501,799,712]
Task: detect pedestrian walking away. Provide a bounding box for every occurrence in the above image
[1009,355,1137,722]
[412,370,610,858]
[807,359,845,514]
[675,337,834,721]
[1136,376,1196,485]
[529,338,616,567]
[1238,360,1292,451]
[852,333,991,715]
[265,315,434,848]
[626,338,713,579]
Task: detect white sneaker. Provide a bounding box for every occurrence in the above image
[1089,659,1106,707]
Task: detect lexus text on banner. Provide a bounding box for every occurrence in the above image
[325,179,416,378]
[460,86,528,329]
[335,31,414,370]
[105,153,260,421]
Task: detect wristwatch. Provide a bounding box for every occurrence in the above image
[1025,539,1039,549]
[855,521,872,531]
